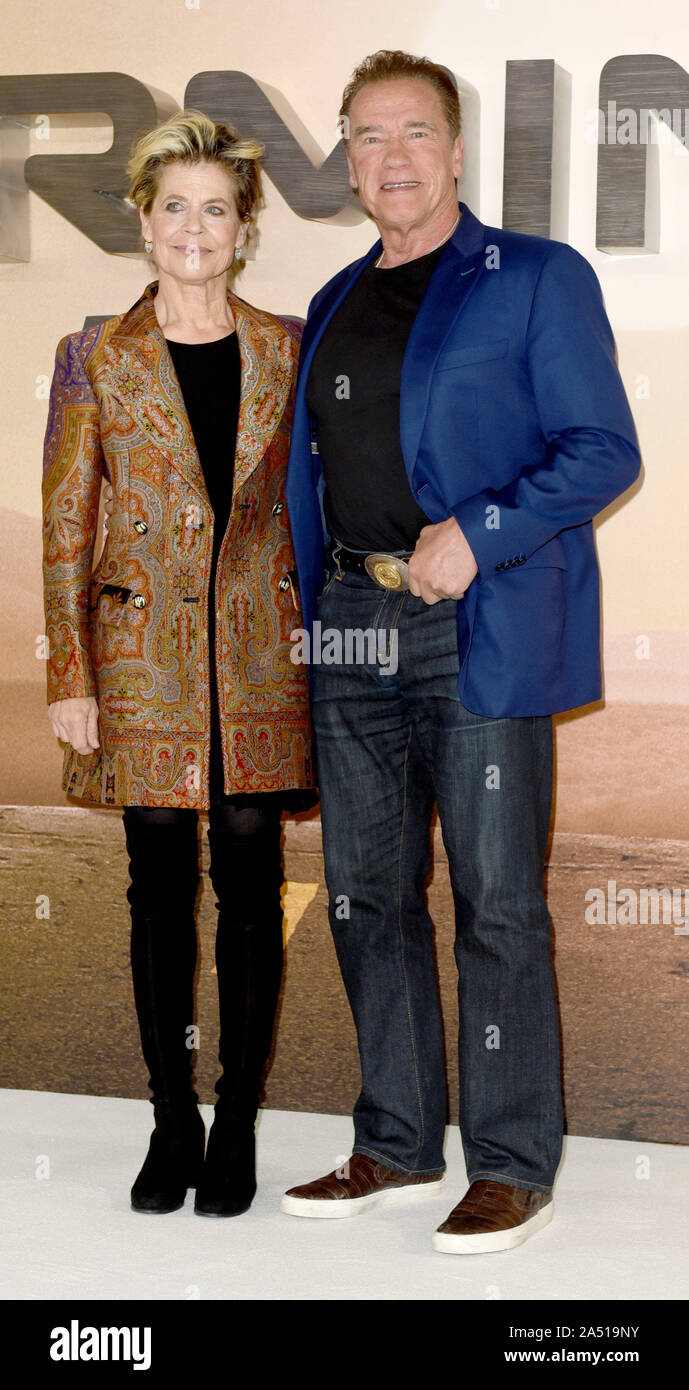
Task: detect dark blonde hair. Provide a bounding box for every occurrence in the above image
[340,50,461,142]
[127,108,264,238]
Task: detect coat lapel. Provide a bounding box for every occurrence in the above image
[227,291,292,495]
[101,280,290,503]
[102,283,207,499]
[299,243,380,369]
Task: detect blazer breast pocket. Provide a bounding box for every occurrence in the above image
[435,338,509,371]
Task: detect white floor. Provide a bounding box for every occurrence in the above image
[1,1089,687,1301]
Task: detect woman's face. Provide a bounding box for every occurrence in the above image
[140,160,247,282]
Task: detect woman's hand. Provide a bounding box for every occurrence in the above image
[102,482,114,527]
[48,697,100,755]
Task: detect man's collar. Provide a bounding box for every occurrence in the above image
[366,200,486,270]
[452,201,488,258]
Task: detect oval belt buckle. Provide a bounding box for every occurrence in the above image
[364,553,410,591]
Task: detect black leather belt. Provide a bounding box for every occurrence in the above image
[328,540,412,591]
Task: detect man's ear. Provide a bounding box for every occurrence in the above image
[452,133,465,183]
[345,150,358,193]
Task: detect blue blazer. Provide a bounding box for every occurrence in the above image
[285,201,642,716]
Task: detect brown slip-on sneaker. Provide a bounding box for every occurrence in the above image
[281,1152,445,1218]
[432,1178,553,1253]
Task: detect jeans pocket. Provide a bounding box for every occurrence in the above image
[315,568,337,602]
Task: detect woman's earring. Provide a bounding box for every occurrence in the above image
[234,243,245,262]
[144,239,153,254]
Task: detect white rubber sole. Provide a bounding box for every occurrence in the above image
[432,1199,553,1254]
[281,1175,446,1219]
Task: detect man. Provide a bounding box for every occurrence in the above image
[281,50,641,1253]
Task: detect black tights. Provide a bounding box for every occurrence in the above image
[122,800,285,1113]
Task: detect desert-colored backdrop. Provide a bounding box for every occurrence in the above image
[1,0,688,1144]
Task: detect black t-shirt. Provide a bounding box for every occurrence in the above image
[305,243,446,552]
[166,332,240,565]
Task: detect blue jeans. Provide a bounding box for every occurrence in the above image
[310,554,563,1192]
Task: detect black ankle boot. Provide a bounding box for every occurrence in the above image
[194,1103,256,1217]
[131,1101,206,1213]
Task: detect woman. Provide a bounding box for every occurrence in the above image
[42,109,317,1218]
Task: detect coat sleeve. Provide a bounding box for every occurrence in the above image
[449,242,642,577]
[42,331,104,703]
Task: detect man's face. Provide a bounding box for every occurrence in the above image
[345,77,464,234]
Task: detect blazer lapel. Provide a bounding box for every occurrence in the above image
[288,243,381,524]
[295,204,490,490]
[296,242,381,402]
[400,202,489,478]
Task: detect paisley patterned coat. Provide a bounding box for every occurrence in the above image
[42,280,316,809]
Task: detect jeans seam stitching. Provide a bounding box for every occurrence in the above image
[373,590,389,630]
[467,1169,553,1193]
[390,592,406,627]
[353,1144,444,1177]
[397,723,426,1168]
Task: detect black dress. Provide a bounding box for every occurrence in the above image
[166,332,317,814]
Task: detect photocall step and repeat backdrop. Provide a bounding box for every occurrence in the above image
[1,0,688,1144]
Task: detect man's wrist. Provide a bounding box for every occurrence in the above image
[449,497,491,581]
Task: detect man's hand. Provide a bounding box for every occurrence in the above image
[48,697,100,755]
[407,516,478,604]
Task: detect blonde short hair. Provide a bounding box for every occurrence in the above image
[127,108,264,236]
